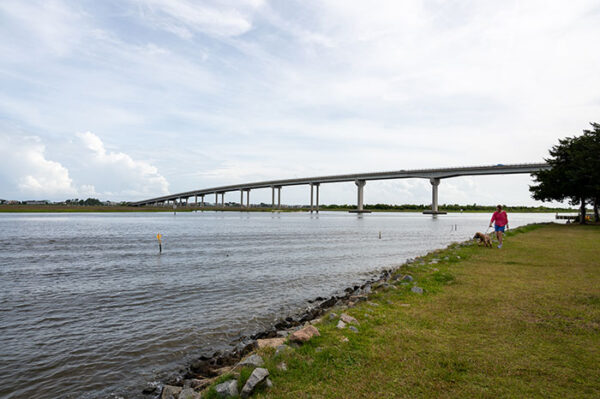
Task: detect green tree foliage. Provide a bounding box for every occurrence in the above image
[530,123,600,223]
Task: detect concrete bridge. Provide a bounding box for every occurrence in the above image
[130,163,550,214]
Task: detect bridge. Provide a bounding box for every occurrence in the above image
[130,163,550,214]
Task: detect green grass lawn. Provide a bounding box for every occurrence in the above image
[248,224,599,398]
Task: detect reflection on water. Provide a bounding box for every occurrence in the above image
[0,211,557,398]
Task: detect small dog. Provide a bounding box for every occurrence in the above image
[473,232,492,248]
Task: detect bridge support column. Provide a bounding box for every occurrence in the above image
[221,193,225,207]
[423,178,447,215]
[214,193,218,207]
[200,195,204,207]
[350,180,371,213]
[246,189,250,208]
[310,184,314,213]
[271,186,275,209]
[240,190,244,208]
[277,186,281,210]
[315,183,320,213]
[195,195,197,206]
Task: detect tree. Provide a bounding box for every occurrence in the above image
[530,123,600,224]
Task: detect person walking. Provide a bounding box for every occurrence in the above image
[489,205,509,248]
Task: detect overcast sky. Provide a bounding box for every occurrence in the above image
[1,0,599,206]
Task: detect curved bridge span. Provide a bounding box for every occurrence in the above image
[131,162,550,214]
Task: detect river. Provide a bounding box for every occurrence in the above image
[0,211,558,398]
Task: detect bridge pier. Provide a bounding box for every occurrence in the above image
[350,179,371,213]
[246,189,250,208]
[221,192,225,207]
[423,178,447,215]
[277,186,281,209]
[240,190,244,208]
[310,183,320,213]
[195,195,197,206]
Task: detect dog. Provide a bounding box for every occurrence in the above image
[473,232,492,248]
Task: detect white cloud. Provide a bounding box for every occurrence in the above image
[0,133,77,198]
[76,131,169,198]
[135,0,264,38]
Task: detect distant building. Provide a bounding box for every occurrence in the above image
[24,200,50,205]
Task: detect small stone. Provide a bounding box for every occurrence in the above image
[444,257,449,261]
[310,318,322,325]
[266,378,273,388]
[401,275,414,282]
[336,320,346,329]
[347,301,356,307]
[288,325,320,343]
[238,354,264,367]
[275,344,290,356]
[329,312,338,320]
[340,337,349,343]
[190,379,210,390]
[399,304,410,307]
[277,362,288,371]
[142,384,158,395]
[215,379,238,398]
[349,326,359,333]
[178,388,200,399]
[257,337,286,349]
[367,301,380,307]
[340,313,359,325]
[315,347,323,353]
[276,330,289,337]
[161,385,182,399]
[456,255,461,259]
[411,286,424,295]
[241,367,269,398]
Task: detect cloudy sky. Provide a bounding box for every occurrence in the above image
[1,0,599,206]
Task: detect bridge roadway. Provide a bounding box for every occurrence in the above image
[130,162,550,214]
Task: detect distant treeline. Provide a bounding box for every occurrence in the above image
[320,203,577,212]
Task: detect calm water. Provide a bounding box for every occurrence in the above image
[0,211,557,398]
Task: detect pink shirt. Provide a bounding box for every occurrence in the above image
[491,211,508,227]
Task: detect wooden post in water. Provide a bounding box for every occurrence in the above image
[157,233,162,254]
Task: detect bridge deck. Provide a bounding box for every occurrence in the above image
[130,162,549,206]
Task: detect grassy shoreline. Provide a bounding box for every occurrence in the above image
[210,223,599,398]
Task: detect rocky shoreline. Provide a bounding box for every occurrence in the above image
[135,244,464,399]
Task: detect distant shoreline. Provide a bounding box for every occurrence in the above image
[0,204,576,213]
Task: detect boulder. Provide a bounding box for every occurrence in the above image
[336,320,346,329]
[215,379,238,398]
[161,385,182,399]
[189,379,211,390]
[238,354,264,368]
[241,367,269,398]
[401,275,414,282]
[349,326,359,333]
[340,313,359,325]
[257,337,286,349]
[411,286,424,295]
[288,325,320,343]
[178,388,200,399]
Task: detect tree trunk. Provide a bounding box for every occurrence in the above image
[579,197,587,224]
[594,197,599,223]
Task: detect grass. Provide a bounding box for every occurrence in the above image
[237,223,600,398]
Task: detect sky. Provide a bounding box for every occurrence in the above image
[1,0,599,206]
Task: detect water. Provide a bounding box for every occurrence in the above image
[0,211,557,398]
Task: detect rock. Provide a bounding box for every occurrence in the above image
[347,301,356,307]
[349,294,368,303]
[142,384,158,395]
[349,326,359,333]
[241,367,269,398]
[340,313,359,325]
[275,344,290,356]
[215,379,238,398]
[340,336,349,343]
[430,259,439,264]
[399,304,410,307]
[161,385,182,399]
[277,362,287,371]
[266,378,273,388]
[432,268,439,272]
[336,320,346,329]
[329,312,338,320]
[288,325,320,343]
[456,255,461,259]
[367,301,379,307]
[257,337,286,349]
[401,275,414,282]
[276,330,289,337]
[233,339,257,357]
[411,286,424,295]
[310,318,322,325]
[238,354,264,368]
[178,388,199,399]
